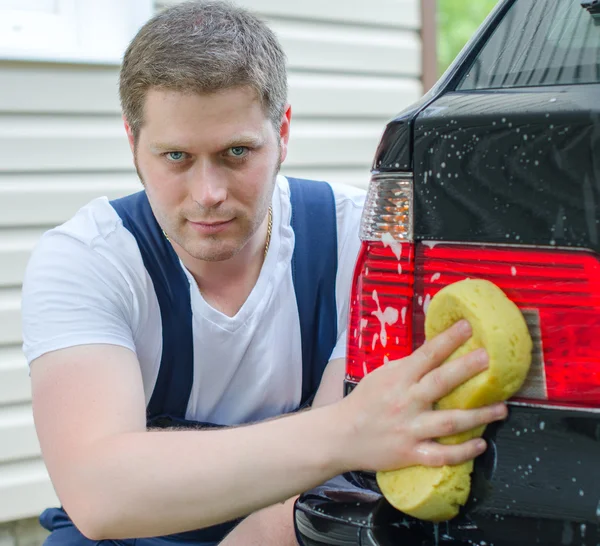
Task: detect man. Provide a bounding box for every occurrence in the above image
[21,2,507,545]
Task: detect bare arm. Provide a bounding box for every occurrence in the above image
[32,321,507,541]
[31,345,344,540]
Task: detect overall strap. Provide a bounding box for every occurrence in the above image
[110,191,193,420]
[288,178,339,406]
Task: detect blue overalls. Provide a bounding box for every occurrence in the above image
[39,178,338,546]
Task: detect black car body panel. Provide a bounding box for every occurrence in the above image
[413,86,600,251]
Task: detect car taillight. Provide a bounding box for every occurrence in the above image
[346,177,600,408]
[347,173,415,381]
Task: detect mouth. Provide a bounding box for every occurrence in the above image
[188,218,234,234]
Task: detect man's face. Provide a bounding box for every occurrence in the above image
[128,87,289,262]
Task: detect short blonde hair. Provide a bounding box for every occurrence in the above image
[119,0,288,140]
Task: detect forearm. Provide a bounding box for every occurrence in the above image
[219,497,298,546]
[61,405,344,540]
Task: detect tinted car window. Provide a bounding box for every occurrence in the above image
[458,0,600,90]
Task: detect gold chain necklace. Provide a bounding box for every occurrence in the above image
[264,205,273,260]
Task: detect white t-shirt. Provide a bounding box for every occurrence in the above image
[21,175,365,426]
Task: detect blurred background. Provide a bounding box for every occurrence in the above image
[438,0,498,75]
[0,0,497,543]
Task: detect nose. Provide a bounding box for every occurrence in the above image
[189,160,227,209]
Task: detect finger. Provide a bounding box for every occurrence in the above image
[400,319,472,381]
[414,438,488,467]
[415,347,489,405]
[413,403,507,441]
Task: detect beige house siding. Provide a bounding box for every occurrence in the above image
[0,0,422,524]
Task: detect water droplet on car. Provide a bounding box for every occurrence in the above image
[423,294,432,314]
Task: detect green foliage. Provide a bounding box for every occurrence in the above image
[437,0,500,76]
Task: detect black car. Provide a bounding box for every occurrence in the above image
[294,0,600,544]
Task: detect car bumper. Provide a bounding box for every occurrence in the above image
[295,403,600,546]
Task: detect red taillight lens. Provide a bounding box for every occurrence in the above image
[347,240,415,381]
[414,244,600,407]
[346,178,600,407]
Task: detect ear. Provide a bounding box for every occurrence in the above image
[278,104,292,164]
[123,116,136,154]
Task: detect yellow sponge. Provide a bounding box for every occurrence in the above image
[376,278,532,521]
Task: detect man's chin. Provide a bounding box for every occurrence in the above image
[184,244,239,262]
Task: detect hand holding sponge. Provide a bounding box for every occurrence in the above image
[376,278,533,521]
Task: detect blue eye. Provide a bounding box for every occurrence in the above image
[166,151,185,162]
[230,147,248,157]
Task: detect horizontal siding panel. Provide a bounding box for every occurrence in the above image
[273,20,421,77]
[0,459,57,523]
[0,347,30,405]
[0,405,39,463]
[0,229,44,287]
[0,115,131,172]
[0,64,120,114]
[286,120,382,168]
[0,174,142,228]
[0,289,22,346]
[0,118,381,172]
[158,0,420,29]
[289,74,421,118]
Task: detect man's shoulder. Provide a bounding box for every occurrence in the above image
[40,196,124,249]
[21,195,148,365]
[28,194,144,284]
[328,181,366,212]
